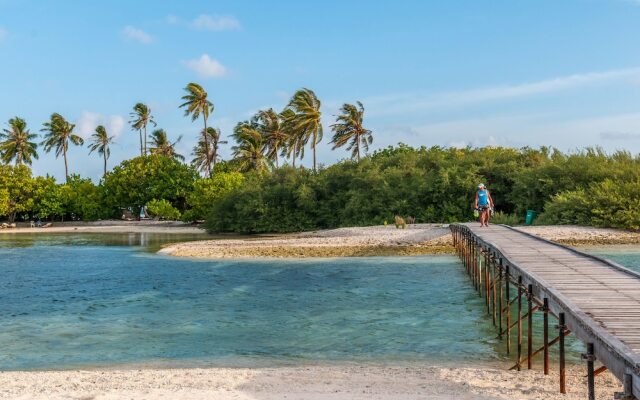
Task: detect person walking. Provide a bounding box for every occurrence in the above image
[474,183,494,227]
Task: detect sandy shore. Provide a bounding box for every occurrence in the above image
[159,224,453,258]
[0,364,621,400]
[0,220,206,235]
[160,223,640,259]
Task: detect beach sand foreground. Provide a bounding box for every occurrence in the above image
[0,365,621,400]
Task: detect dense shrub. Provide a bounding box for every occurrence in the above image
[147,199,181,220]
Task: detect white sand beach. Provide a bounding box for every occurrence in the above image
[0,220,206,235]
[0,364,621,400]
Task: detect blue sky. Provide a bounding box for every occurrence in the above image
[1,0,640,181]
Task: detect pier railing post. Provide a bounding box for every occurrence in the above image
[582,342,596,400]
[527,284,533,370]
[505,265,511,355]
[517,276,523,371]
[543,298,549,375]
[498,258,503,339]
[492,255,497,326]
[558,312,567,394]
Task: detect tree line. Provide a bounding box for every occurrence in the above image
[0,84,373,181]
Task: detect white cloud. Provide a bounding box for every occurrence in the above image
[76,111,125,139]
[121,26,153,44]
[362,67,640,118]
[0,28,7,41]
[191,14,241,31]
[166,14,180,25]
[183,54,228,78]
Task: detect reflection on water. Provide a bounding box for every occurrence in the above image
[0,233,208,251]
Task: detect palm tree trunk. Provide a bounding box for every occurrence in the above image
[143,125,147,156]
[312,140,317,173]
[275,144,279,168]
[203,118,212,177]
[103,152,107,178]
[63,145,69,183]
[139,131,143,156]
[357,136,361,161]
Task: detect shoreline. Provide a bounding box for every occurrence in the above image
[0,220,207,235]
[0,364,621,400]
[160,224,640,259]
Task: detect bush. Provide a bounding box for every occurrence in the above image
[147,199,181,220]
[183,172,244,222]
[490,211,521,226]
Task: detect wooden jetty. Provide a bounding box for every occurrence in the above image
[450,223,640,399]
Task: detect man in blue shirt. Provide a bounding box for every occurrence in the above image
[474,183,494,227]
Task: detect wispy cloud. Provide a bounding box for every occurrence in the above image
[0,27,7,42]
[600,131,640,141]
[166,14,180,25]
[121,26,153,44]
[191,14,241,31]
[76,112,125,139]
[183,54,228,78]
[361,67,640,117]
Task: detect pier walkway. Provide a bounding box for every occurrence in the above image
[450,223,640,399]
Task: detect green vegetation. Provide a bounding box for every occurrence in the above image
[1,83,639,232]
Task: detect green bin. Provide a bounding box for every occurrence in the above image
[525,210,537,225]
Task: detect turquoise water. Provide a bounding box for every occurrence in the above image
[0,234,502,370]
[586,246,640,273]
[1,235,634,371]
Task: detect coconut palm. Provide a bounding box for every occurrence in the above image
[87,125,115,178]
[0,117,39,165]
[231,121,269,172]
[191,127,227,176]
[41,113,84,182]
[148,129,184,161]
[257,108,289,168]
[180,82,214,176]
[285,88,322,172]
[330,102,372,161]
[129,103,156,156]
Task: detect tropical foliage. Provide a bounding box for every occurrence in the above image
[149,129,184,161]
[180,83,214,176]
[146,198,182,220]
[0,117,39,165]
[41,113,84,182]
[285,88,322,172]
[330,102,372,161]
[129,103,156,156]
[88,125,115,177]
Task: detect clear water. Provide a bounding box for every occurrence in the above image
[1,234,634,371]
[0,234,503,370]
[585,245,640,274]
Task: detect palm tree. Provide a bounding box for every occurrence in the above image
[231,121,269,172]
[87,125,115,178]
[41,113,84,182]
[192,127,227,176]
[286,88,322,172]
[257,109,289,168]
[330,102,372,161]
[0,117,39,165]
[180,82,214,176]
[129,103,156,156]
[149,129,185,161]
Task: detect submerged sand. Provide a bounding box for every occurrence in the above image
[160,223,640,259]
[0,364,621,400]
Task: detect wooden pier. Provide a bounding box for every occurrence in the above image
[450,223,640,399]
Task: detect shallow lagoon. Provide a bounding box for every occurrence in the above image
[0,234,633,370]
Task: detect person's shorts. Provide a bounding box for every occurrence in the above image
[478,206,489,211]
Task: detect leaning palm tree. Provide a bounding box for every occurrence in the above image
[285,88,322,172]
[148,129,185,161]
[0,117,39,165]
[129,103,156,156]
[41,113,84,182]
[180,82,214,176]
[257,108,289,168]
[191,127,226,176]
[87,125,115,178]
[330,102,372,161]
[231,121,270,172]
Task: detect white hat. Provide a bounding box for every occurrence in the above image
[478,183,485,188]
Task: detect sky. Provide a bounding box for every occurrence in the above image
[1,0,640,181]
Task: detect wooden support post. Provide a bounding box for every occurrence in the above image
[558,312,566,394]
[543,298,549,375]
[485,249,490,313]
[517,276,522,371]
[583,342,595,400]
[498,259,503,339]
[505,266,511,355]
[527,284,533,370]
[492,256,497,326]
